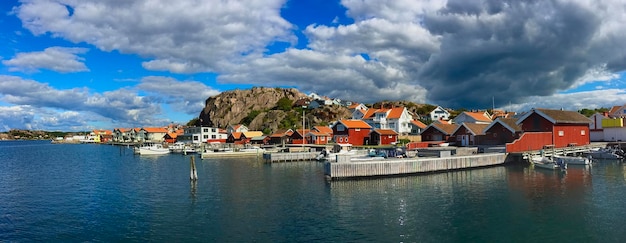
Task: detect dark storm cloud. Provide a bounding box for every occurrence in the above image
[418,0,613,108]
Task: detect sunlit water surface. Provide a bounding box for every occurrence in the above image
[2,140,626,242]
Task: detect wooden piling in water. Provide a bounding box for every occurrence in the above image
[190,156,198,181]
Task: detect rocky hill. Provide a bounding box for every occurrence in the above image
[198,87,353,132]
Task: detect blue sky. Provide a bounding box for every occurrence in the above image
[2,0,626,132]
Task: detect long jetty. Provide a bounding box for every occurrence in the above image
[324,153,507,180]
[263,152,320,162]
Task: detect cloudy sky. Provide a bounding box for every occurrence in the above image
[2,0,626,132]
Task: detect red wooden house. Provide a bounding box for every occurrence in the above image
[506,108,591,152]
[306,126,333,145]
[370,129,398,145]
[420,123,458,142]
[482,118,522,145]
[331,120,372,145]
[269,129,293,145]
[290,129,310,145]
[451,123,489,146]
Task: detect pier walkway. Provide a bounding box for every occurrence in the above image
[324,153,507,180]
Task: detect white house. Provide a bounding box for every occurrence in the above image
[589,113,607,141]
[363,107,413,135]
[226,124,249,135]
[429,106,450,121]
[452,111,492,124]
[182,126,228,144]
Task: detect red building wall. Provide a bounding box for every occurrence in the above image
[348,128,371,145]
[371,133,397,145]
[506,132,553,153]
[552,124,590,147]
[483,123,519,145]
[420,127,452,142]
[519,113,553,132]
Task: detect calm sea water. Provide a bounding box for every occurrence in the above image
[2,140,626,242]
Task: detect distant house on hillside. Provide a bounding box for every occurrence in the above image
[429,106,450,121]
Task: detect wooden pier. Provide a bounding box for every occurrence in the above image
[324,153,508,180]
[517,143,607,161]
[263,152,319,162]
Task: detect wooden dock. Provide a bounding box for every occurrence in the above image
[517,143,607,161]
[324,153,507,179]
[263,152,320,162]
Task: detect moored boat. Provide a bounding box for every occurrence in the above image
[531,156,567,170]
[553,155,592,165]
[136,143,170,155]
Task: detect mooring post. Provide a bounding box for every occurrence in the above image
[190,156,198,181]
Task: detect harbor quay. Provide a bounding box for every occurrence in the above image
[324,153,508,180]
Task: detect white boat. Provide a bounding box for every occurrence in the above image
[585,147,624,160]
[553,155,591,165]
[531,156,567,170]
[168,142,185,153]
[136,143,170,155]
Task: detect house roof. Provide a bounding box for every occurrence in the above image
[453,123,489,136]
[425,123,459,135]
[462,111,492,122]
[230,132,242,139]
[410,120,427,129]
[307,131,331,137]
[243,131,264,138]
[609,105,622,115]
[165,132,178,139]
[362,108,384,119]
[313,126,333,134]
[293,129,311,137]
[143,127,169,133]
[338,119,372,129]
[483,118,522,134]
[517,108,591,125]
[372,129,398,135]
[387,107,406,119]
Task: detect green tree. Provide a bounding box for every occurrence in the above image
[276,97,293,111]
[186,117,200,126]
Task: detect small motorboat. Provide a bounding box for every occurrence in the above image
[531,156,567,170]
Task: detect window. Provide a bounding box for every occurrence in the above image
[558,131,564,136]
[581,130,586,135]
[337,125,345,131]
[212,135,216,139]
[203,128,208,132]
[203,135,209,139]
[212,128,216,132]
[355,128,360,131]
[321,137,325,141]
[193,135,199,141]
